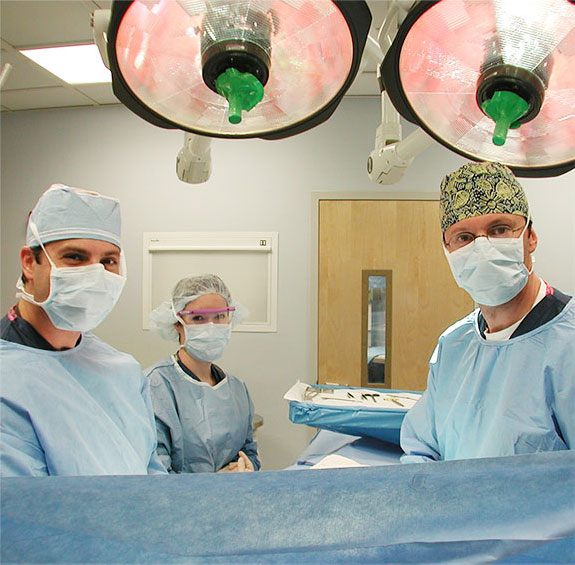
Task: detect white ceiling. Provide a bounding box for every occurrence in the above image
[0,0,387,113]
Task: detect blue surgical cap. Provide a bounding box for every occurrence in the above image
[26,184,122,248]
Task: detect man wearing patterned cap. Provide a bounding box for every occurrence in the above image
[401,162,574,463]
[0,184,166,476]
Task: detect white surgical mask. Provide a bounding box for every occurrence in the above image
[181,322,231,362]
[17,224,126,332]
[444,223,531,307]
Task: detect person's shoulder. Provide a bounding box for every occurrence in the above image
[438,310,478,343]
[224,373,243,385]
[80,333,143,373]
[82,333,136,357]
[546,294,575,330]
[0,338,49,362]
[223,372,251,394]
[144,357,177,384]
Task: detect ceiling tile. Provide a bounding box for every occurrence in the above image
[1,1,94,48]
[1,86,95,111]
[0,48,62,90]
[75,83,119,105]
[91,1,113,9]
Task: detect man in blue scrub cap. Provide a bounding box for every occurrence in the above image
[401,162,574,463]
[0,184,166,476]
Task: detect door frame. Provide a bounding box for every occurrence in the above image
[309,191,439,384]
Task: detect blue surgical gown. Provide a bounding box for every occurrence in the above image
[0,335,166,476]
[146,357,260,473]
[401,299,575,463]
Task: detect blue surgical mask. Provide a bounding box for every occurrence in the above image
[182,322,231,362]
[444,224,531,307]
[17,256,126,332]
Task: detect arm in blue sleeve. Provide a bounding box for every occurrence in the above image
[140,377,168,475]
[550,349,575,449]
[0,398,48,476]
[400,343,442,464]
[241,388,261,471]
[154,417,175,473]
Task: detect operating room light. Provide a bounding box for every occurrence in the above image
[380,0,575,178]
[20,44,112,84]
[106,0,371,139]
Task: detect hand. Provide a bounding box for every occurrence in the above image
[236,451,254,472]
[217,451,254,473]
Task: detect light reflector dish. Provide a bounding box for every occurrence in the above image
[108,0,371,139]
[381,0,575,177]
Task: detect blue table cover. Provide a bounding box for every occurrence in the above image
[2,450,574,563]
[288,386,421,445]
[288,429,403,469]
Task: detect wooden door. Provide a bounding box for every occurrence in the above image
[318,199,473,391]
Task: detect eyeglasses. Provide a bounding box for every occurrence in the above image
[445,223,526,251]
[177,306,235,324]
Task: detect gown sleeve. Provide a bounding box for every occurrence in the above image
[549,349,575,450]
[240,386,261,471]
[140,377,168,475]
[0,398,48,476]
[147,370,178,473]
[400,343,443,463]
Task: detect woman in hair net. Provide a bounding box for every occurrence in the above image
[146,274,260,473]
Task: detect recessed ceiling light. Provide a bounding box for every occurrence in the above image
[20,44,111,85]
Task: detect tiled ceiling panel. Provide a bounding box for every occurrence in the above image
[1,85,96,110]
[1,45,62,90]
[1,1,97,47]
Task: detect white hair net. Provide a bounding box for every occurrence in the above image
[149,274,248,342]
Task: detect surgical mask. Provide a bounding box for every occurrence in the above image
[181,322,232,362]
[444,223,531,307]
[17,224,126,331]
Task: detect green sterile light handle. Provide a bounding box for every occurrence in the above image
[215,68,264,125]
[481,90,529,146]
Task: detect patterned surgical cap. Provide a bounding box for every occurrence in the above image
[439,162,529,232]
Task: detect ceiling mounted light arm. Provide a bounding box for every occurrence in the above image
[359,32,384,74]
[176,133,212,184]
[376,0,414,51]
[105,0,371,140]
[379,0,575,178]
[91,9,112,70]
[367,0,432,185]
[367,94,433,184]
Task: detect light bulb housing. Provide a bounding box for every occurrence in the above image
[380,0,575,178]
[107,0,372,140]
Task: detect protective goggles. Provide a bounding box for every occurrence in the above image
[177,306,235,324]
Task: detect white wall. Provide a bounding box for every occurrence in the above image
[1,98,574,469]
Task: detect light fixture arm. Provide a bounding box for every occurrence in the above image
[368,0,431,185]
[368,124,433,185]
[176,133,213,184]
[359,32,384,74]
[92,9,111,70]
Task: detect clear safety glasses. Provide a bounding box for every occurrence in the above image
[445,216,530,251]
[177,306,235,325]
